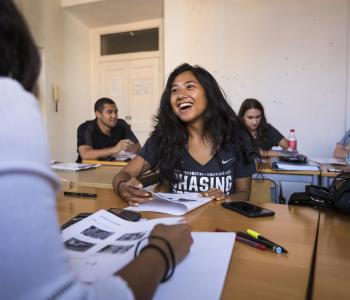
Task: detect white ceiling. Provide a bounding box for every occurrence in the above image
[62,0,163,28]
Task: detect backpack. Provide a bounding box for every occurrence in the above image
[289,172,350,214]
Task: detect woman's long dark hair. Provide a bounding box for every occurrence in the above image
[238,98,268,151]
[151,63,249,185]
[0,0,41,92]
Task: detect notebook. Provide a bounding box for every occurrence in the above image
[126,190,213,215]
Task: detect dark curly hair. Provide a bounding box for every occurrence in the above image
[0,0,41,92]
[150,63,249,185]
[238,98,268,151]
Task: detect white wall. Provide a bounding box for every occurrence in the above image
[20,1,91,162]
[164,0,350,158]
[60,11,91,162]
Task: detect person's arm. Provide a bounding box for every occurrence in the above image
[78,139,133,160]
[333,144,349,159]
[117,223,193,300]
[113,155,154,205]
[278,138,289,151]
[227,177,252,201]
[200,177,252,201]
[128,142,141,154]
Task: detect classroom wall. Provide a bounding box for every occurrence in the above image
[19,0,91,162]
[164,0,350,158]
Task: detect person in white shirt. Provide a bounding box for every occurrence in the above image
[333,129,350,159]
[0,1,192,299]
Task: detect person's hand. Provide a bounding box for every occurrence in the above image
[200,188,226,201]
[113,139,134,154]
[150,223,193,265]
[118,178,153,206]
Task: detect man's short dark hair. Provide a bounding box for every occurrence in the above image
[94,98,116,113]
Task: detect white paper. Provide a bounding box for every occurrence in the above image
[62,210,181,282]
[309,158,346,166]
[274,162,320,171]
[153,232,235,300]
[62,211,235,300]
[51,162,100,171]
[126,191,212,215]
[113,151,136,161]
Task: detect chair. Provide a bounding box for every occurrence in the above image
[249,178,277,203]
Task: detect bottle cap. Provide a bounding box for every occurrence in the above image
[290,129,295,132]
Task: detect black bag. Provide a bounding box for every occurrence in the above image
[289,172,350,214]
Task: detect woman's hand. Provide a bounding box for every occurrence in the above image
[118,178,153,206]
[200,188,226,201]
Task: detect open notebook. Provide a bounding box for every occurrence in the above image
[126,191,213,215]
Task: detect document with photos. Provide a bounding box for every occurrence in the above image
[125,190,212,215]
[62,210,181,282]
[62,210,235,300]
[51,162,101,171]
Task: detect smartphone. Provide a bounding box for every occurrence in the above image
[327,168,342,172]
[221,201,275,218]
[61,212,91,230]
[108,208,141,222]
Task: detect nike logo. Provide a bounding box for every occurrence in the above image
[222,158,234,165]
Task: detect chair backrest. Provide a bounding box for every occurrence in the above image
[249,178,276,203]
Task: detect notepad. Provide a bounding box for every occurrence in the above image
[273,162,320,171]
[126,191,212,215]
[51,162,101,171]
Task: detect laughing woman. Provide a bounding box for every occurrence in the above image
[113,63,255,205]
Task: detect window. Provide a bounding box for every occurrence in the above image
[101,28,159,55]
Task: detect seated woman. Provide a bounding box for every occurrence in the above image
[238,98,289,158]
[113,63,256,205]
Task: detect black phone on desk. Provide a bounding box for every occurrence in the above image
[221,201,275,218]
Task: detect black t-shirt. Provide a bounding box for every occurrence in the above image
[258,124,284,150]
[139,137,256,195]
[76,119,139,162]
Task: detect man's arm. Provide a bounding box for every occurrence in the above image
[78,139,132,160]
[333,144,349,159]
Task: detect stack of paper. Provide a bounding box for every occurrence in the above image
[126,190,212,215]
[51,162,100,171]
[309,158,346,166]
[62,210,235,300]
[273,162,319,171]
[113,151,136,161]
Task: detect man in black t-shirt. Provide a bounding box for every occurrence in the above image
[76,98,141,162]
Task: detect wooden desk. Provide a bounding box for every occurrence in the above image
[57,188,319,300]
[83,159,128,166]
[320,165,348,186]
[256,161,320,184]
[55,165,122,189]
[312,211,350,300]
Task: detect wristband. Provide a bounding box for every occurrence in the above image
[140,244,170,282]
[117,180,127,195]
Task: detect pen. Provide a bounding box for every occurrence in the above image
[64,191,97,198]
[247,229,288,253]
[236,236,267,251]
[215,228,266,251]
[238,231,282,254]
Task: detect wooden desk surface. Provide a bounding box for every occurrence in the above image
[312,211,350,300]
[83,159,128,166]
[55,165,121,189]
[57,188,319,300]
[320,164,348,178]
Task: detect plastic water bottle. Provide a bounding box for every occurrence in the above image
[346,152,350,165]
[288,129,297,151]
